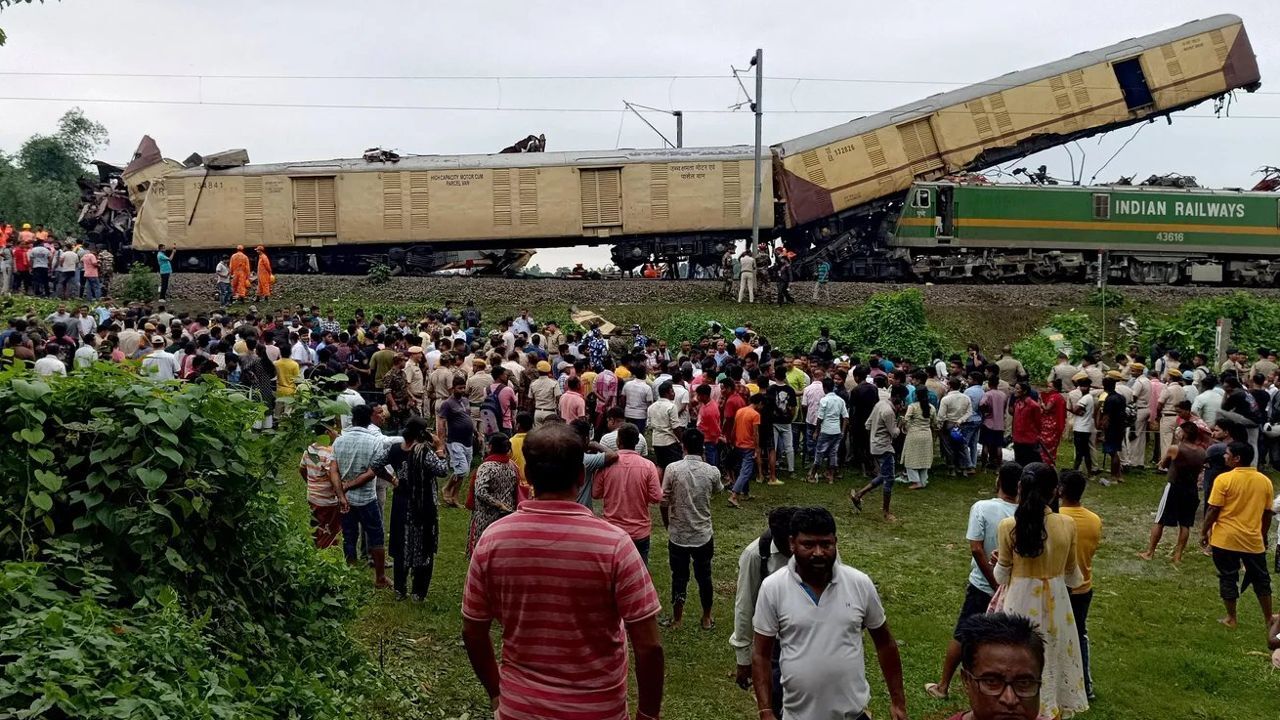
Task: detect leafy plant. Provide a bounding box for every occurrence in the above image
[0,363,388,718]
[366,262,392,286]
[1011,311,1102,382]
[118,262,158,303]
[1137,292,1280,358]
[1085,287,1125,308]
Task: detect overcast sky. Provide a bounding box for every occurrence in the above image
[2,0,1278,269]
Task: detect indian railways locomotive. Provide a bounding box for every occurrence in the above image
[888,180,1280,285]
[116,14,1260,282]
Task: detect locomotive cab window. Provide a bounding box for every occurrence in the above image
[1112,58,1155,111]
[911,188,931,208]
[1093,194,1111,220]
[937,186,954,237]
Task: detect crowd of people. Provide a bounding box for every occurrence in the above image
[7,291,1279,719]
[0,222,115,300]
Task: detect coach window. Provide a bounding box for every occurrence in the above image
[1093,193,1111,220]
[911,188,931,209]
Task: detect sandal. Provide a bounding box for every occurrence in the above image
[850,494,863,512]
[924,683,948,700]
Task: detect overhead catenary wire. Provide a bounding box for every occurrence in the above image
[1,68,1278,95]
[0,94,1277,120]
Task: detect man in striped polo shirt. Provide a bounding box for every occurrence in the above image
[462,423,665,720]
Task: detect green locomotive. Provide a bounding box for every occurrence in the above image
[889,181,1280,284]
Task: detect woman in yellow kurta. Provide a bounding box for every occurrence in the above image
[229,246,251,300]
[994,462,1088,719]
[255,246,273,300]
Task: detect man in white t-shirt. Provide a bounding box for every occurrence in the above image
[1071,374,1098,475]
[140,335,180,381]
[623,373,655,431]
[752,506,906,720]
[337,375,366,429]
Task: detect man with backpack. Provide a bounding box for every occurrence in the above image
[730,506,799,715]
[809,327,835,365]
[480,365,519,442]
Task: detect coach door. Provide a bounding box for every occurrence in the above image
[293,176,338,238]
[580,167,623,237]
[937,185,955,239]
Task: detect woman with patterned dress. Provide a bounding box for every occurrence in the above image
[1039,378,1069,465]
[904,384,939,489]
[239,339,276,430]
[386,418,448,601]
[993,462,1089,719]
[466,433,518,557]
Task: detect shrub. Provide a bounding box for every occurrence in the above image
[1138,292,1280,359]
[0,363,381,717]
[1012,311,1102,382]
[367,262,392,286]
[118,262,157,303]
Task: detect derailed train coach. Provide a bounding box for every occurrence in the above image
[891,181,1280,285]
[772,13,1261,278]
[123,141,769,275]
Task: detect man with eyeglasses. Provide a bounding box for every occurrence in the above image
[950,612,1045,720]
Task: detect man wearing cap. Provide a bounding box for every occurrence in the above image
[529,360,561,427]
[1069,373,1097,475]
[229,246,251,302]
[1125,363,1152,469]
[141,334,180,381]
[1220,348,1245,376]
[405,346,426,415]
[1156,369,1187,458]
[255,246,273,301]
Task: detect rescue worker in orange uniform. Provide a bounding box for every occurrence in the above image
[229,245,251,301]
[255,245,273,301]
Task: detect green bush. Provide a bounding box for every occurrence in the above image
[0,364,383,717]
[119,262,158,303]
[1139,292,1280,358]
[367,262,392,286]
[1012,311,1102,382]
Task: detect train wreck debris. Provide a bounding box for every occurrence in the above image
[363,147,401,163]
[500,133,547,153]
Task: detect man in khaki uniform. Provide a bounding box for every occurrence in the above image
[1048,352,1079,387]
[528,360,561,427]
[427,353,457,418]
[1124,363,1152,469]
[405,346,426,416]
[1155,368,1187,457]
[465,358,493,436]
[995,346,1025,385]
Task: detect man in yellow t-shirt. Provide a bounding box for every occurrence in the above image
[1058,469,1103,700]
[1202,441,1274,629]
[274,343,303,397]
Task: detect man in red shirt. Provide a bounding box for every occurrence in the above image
[1010,382,1043,466]
[695,383,722,467]
[593,423,663,564]
[463,422,664,720]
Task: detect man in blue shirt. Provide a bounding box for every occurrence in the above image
[961,372,986,475]
[813,258,832,302]
[156,244,176,300]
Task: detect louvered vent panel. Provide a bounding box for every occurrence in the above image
[580,171,600,226]
[244,177,264,242]
[518,169,538,225]
[409,172,429,230]
[865,132,888,169]
[293,177,337,235]
[800,150,826,185]
[492,169,512,226]
[722,162,742,219]
[1068,70,1091,107]
[990,93,1014,134]
[1210,29,1228,62]
[165,179,187,241]
[382,173,403,231]
[649,165,669,221]
[898,118,943,175]
[968,100,993,139]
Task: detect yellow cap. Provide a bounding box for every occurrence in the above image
[536,360,551,373]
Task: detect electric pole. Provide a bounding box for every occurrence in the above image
[750,49,764,247]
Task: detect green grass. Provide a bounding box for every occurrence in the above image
[278,452,1280,720]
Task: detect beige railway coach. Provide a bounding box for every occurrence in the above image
[129,146,770,254]
[772,14,1260,229]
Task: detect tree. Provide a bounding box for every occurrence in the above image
[0,108,108,234]
[0,0,52,47]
